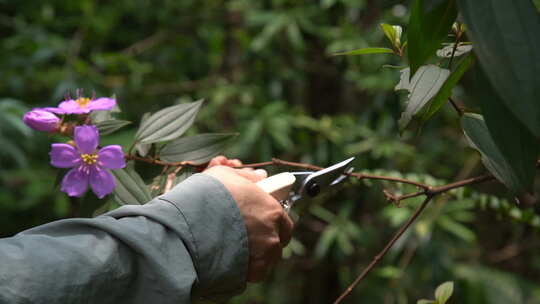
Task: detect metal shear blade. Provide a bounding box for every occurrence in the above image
[284,157,355,210]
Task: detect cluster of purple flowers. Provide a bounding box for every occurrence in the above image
[23,94,126,198]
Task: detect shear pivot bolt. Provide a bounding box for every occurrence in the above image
[307,183,321,197]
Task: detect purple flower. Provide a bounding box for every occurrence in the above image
[23,109,60,132]
[45,96,116,114]
[50,125,126,198]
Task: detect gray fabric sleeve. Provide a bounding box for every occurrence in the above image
[0,174,249,304]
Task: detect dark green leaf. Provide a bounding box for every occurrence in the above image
[419,54,474,122]
[134,100,203,144]
[398,65,450,131]
[95,119,131,136]
[408,0,457,75]
[332,47,394,56]
[470,69,539,194]
[461,114,535,194]
[159,133,237,165]
[111,165,152,205]
[458,0,540,137]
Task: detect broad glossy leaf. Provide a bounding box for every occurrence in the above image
[134,100,203,144]
[159,133,237,165]
[461,114,535,194]
[416,300,436,304]
[398,65,450,131]
[435,281,454,304]
[95,119,131,136]
[333,47,394,56]
[471,69,539,194]
[135,112,152,157]
[458,0,540,137]
[111,165,152,205]
[419,54,474,122]
[408,0,457,75]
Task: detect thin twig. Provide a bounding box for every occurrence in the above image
[446,28,464,117]
[429,173,493,194]
[448,97,464,116]
[333,196,434,304]
[241,158,431,189]
[447,34,461,69]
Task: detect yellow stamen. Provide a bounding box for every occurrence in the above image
[81,153,98,165]
[76,97,91,108]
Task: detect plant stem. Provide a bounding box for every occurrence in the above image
[333,196,434,304]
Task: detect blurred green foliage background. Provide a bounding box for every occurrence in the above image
[1,0,539,303]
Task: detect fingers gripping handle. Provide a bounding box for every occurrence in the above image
[256,172,296,211]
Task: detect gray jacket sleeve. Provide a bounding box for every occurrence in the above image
[0,174,249,304]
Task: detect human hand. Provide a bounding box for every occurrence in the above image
[203,165,294,282]
[206,155,243,168]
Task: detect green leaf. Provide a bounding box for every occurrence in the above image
[417,300,436,304]
[398,65,450,131]
[135,112,152,157]
[0,135,28,167]
[437,215,476,242]
[458,0,540,137]
[95,119,131,136]
[380,23,402,48]
[321,0,338,9]
[315,226,338,258]
[159,133,237,165]
[435,281,454,304]
[90,104,121,123]
[332,47,394,56]
[408,0,457,75]
[111,165,152,205]
[134,100,203,144]
[461,114,534,194]
[471,68,539,194]
[419,54,474,122]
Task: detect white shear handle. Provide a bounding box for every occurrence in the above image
[256,172,296,202]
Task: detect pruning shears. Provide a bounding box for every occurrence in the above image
[256,157,355,212]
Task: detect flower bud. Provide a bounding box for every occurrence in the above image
[23,109,60,132]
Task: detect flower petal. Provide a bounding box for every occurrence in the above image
[24,109,60,132]
[50,144,81,168]
[41,107,66,114]
[74,125,99,154]
[87,97,116,111]
[58,99,90,114]
[61,167,89,197]
[98,145,126,169]
[89,167,115,199]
